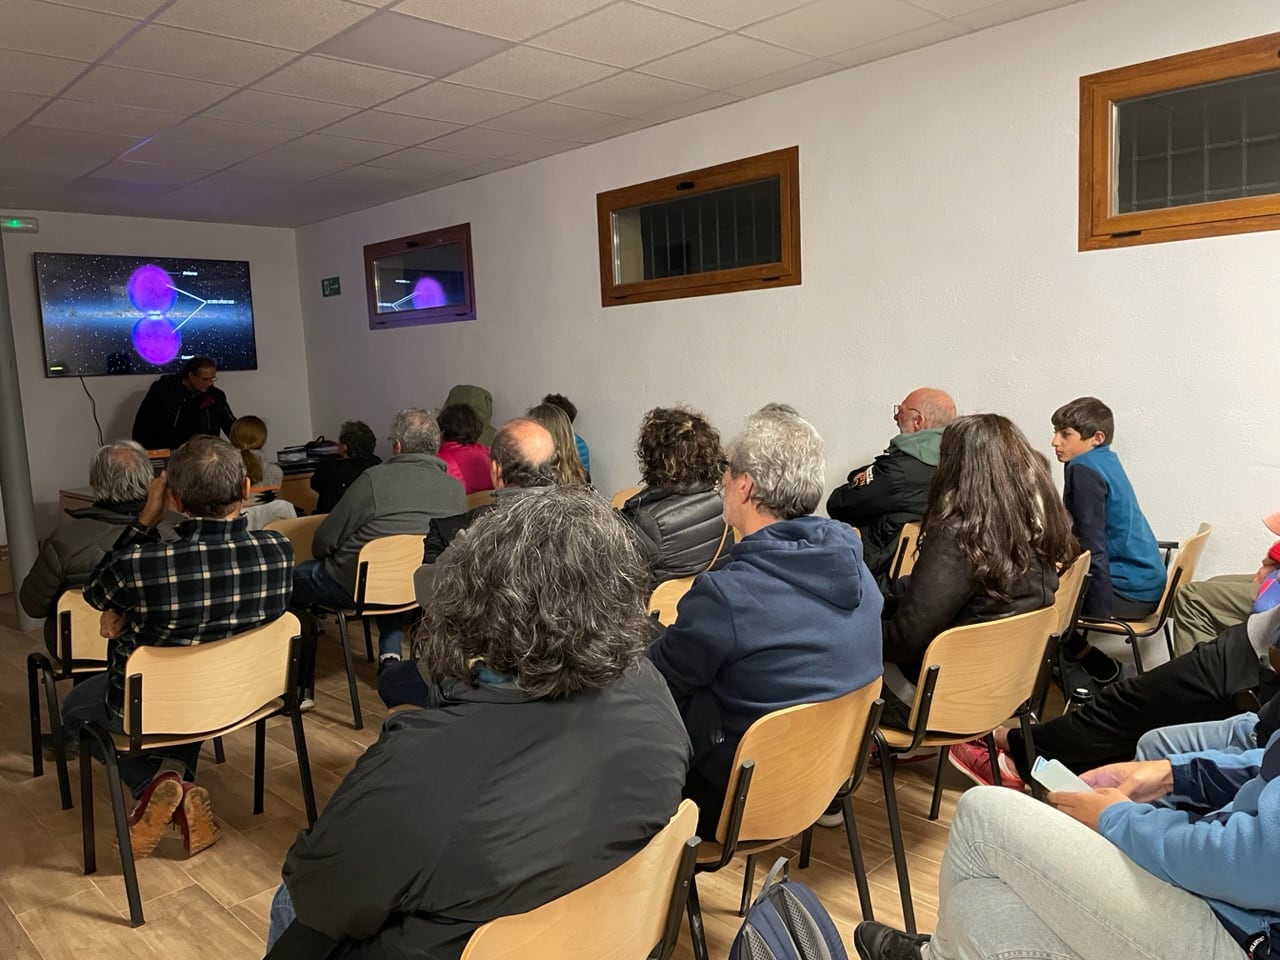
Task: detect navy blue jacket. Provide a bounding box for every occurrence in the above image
[647,515,884,798]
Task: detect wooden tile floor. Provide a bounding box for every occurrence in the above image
[0,596,971,960]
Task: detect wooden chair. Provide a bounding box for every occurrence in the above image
[78,612,315,927]
[314,534,424,730]
[264,512,328,565]
[466,489,496,511]
[873,605,1057,933]
[648,576,695,627]
[27,589,109,810]
[459,799,699,960]
[685,683,885,960]
[1030,551,1092,718]
[888,521,921,582]
[1076,523,1211,673]
[610,486,642,509]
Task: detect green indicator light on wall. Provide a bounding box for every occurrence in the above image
[0,216,39,232]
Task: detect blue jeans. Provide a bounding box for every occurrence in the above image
[292,560,405,659]
[1136,712,1258,760]
[267,883,295,950]
[61,673,201,797]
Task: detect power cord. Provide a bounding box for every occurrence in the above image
[79,375,104,445]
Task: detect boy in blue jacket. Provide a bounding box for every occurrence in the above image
[1052,396,1165,683]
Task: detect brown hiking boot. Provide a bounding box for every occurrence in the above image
[173,782,222,856]
[127,773,184,859]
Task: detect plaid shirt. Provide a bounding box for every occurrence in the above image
[83,517,295,720]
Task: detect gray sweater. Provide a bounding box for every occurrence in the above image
[312,453,465,594]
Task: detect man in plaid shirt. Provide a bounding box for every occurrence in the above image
[62,436,294,860]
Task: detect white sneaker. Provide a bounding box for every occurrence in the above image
[299,698,316,713]
[816,810,843,828]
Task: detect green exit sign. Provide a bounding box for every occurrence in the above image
[321,276,341,297]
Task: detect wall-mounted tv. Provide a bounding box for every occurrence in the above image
[33,252,258,378]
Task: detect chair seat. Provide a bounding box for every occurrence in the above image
[326,602,418,616]
[694,836,787,867]
[878,726,982,751]
[1078,615,1161,636]
[107,699,284,751]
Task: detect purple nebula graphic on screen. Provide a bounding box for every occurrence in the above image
[132,317,182,364]
[412,276,447,309]
[127,264,178,314]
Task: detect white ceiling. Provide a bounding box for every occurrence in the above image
[0,0,1081,227]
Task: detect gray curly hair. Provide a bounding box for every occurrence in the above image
[414,486,651,698]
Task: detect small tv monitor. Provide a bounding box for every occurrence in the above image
[33,252,258,378]
[363,223,476,330]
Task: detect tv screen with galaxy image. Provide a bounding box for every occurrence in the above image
[33,252,258,378]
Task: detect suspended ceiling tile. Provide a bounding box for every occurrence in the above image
[529,2,723,69]
[34,98,185,137]
[742,0,940,58]
[108,24,296,86]
[639,34,811,89]
[63,64,235,112]
[319,110,460,145]
[724,58,846,98]
[640,89,739,123]
[37,0,166,18]
[952,0,1082,30]
[632,0,813,30]
[554,71,712,117]
[393,0,613,42]
[425,124,563,160]
[827,19,970,67]
[206,89,361,131]
[254,55,428,108]
[0,90,48,125]
[0,50,89,97]
[378,81,534,125]
[122,135,265,169]
[266,131,402,163]
[0,0,139,60]
[90,157,214,184]
[444,46,616,99]
[156,0,375,51]
[315,12,511,78]
[2,123,142,158]
[363,145,473,175]
[165,116,303,150]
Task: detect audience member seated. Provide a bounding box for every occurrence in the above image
[543,392,590,474]
[443,383,496,446]
[879,414,1074,729]
[855,682,1280,960]
[618,405,731,591]
[132,356,235,450]
[229,414,283,499]
[435,402,494,494]
[21,440,157,658]
[647,406,883,836]
[61,437,294,859]
[527,402,587,486]
[827,387,956,591]
[1052,396,1165,684]
[1170,511,1280,655]
[951,598,1280,791]
[309,420,381,515]
[265,487,691,960]
[290,409,464,674]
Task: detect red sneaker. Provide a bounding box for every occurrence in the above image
[947,741,1026,791]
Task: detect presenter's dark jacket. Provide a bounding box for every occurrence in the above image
[275,659,691,960]
[131,373,235,450]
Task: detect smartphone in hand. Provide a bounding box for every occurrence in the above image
[1031,757,1092,793]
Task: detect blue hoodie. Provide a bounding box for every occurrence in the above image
[1098,732,1280,955]
[647,515,884,796]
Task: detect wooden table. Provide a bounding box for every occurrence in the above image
[278,471,318,514]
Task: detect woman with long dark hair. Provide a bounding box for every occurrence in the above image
[879,413,1079,728]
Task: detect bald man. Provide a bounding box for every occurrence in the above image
[827,387,956,591]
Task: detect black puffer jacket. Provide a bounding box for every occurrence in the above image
[620,485,731,590]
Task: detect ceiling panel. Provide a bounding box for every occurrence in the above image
[0,50,90,97]
[742,0,940,57]
[633,0,814,30]
[529,2,723,69]
[107,24,297,87]
[37,0,165,18]
[34,98,185,137]
[155,0,375,51]
[315,12,512,78]
[639,33,812,88]
[554,71,713,117]
[319,110,460,145]
[165,116,303,150]
[425,125,566,160]
[0,0,140,60]
[378,82,535,124]
[2,123,142,158]
[0,151,103,179]
[484,101,625,141]
[122,135,266,169]
[725,58,846,98]
[393,0,615,42]
[828,18,969,67]
[443,46,617,99]
[254,55,429,108]
[62,64,235,112]
[952,0,1078,30]
[364,146,473,175]
[90,157,214,185]
[0,91,49,127]
[207,90,361,130]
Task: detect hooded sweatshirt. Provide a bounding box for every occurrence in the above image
[647,515,884,797]
[443,384,496,447]
[827,427,943,591]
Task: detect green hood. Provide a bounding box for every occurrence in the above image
[444,384,496,446]
[888,427,943,466]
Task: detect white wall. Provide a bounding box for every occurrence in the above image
[295,0,1280,579]
[1,210,311,539]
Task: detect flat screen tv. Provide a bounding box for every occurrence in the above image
[33,252,258,378]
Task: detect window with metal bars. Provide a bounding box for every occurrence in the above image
[596,147,800,306]
[1080,33,1280,250]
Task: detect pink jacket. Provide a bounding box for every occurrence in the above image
[438,441,493,494]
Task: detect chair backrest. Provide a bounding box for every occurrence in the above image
[264,513,327,564]
[459,799,699,960]
[648,576,695,626]
[466,489,496,511]
[356,534,426,606]
[121,612,300,736]
[889,521,921,580]
[1052,551,1092,637]
[610,486,642,509]
[56,588,109,664]
[907,605,1057,736]
[715,681,882,845]
[1158,523,1212,614]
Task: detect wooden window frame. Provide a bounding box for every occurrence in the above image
[1080,33,1280,251]
[596,146,801,306]
[363,223,476,329]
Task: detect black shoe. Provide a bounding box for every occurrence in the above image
[853,921,930,960]
[377,656,401,677]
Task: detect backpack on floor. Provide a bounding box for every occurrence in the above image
[729,857,849,960]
